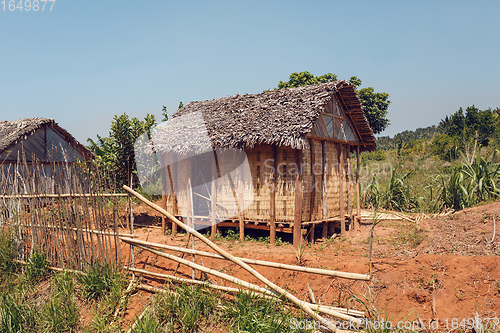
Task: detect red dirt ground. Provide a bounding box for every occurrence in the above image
[119,201,500,330]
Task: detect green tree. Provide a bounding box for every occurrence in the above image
[434,106,497,160]
[88,113,156,188]
[357,87,390,134]
[275,72,390,134]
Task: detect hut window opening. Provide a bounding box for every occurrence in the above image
[256,182,261,196]
[256,165,261,182]
[256,150,261,161]
[283,149,288,161]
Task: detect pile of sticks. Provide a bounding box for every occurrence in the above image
[122,185,370,331]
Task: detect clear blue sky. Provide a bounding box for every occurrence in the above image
[1,0,499,144]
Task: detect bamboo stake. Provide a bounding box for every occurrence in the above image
[121,242,362,323]
[120,237,370,281]
[122,185,338,329]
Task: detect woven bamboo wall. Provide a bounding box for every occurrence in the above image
[163,141,355,224]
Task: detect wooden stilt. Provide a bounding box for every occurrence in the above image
[293,149,303,248]
[321,140,328,238]
[270,145,277,245]
[356,146,361,230]
[210,179,217,238]
[160,158,168,235]
[167,165,178,236]
[308,139,316,244]
[339,144,346,235]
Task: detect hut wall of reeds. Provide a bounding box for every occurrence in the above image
[155,81,376,245]
[0,118,93,193]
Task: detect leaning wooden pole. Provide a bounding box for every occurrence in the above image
[122,185,336,330]
[120,237,370,280]
[126,266,365,319]
[121,240,362,324]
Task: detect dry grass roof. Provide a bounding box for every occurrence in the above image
[152,80,376,154]
[0,117,92,157]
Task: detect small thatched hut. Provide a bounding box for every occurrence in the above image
[0,118,92,193]
[152,81,376,246]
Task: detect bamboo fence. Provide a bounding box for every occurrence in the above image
[0,151,128,270]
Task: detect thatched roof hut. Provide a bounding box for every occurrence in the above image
[151,80,375,155]
[0,118,92,194]
[0,117,92,162]
[153,81,376,246]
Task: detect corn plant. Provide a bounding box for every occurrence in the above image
[367,166,419,212]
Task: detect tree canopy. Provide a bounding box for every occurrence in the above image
[432,106,497,161]
[275,71,390,134]
[88,113,156,188]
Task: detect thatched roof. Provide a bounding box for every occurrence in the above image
[0,117,92,158]
[151,80,376,154]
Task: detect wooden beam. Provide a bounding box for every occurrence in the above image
[160,156,169,235]
[167,165,178,236]
[210,178,217,238]
[356,146,361,230]
[270,145,277,245]
[293,149,303,248]
[308,139,316,244]
[306,134,364,146]
[338,145,346,235]
[321,140,328,238]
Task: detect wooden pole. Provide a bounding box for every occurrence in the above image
[122,241,362,324]
[270,145,277,245]
[346,144,352,231]
[293,149,303,248]
[339,144,346,235]
[356,146,361,230]
[210,179,217,238]
[129,193,135,279]
[128,268,365,318]
[120,237,370,280]
[167,165,178,236]
[308,139,316,244]
[122,185,334,329]
[321,141,328,238]
[160,163,168,235]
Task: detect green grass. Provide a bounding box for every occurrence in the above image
[25,251,49,284]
